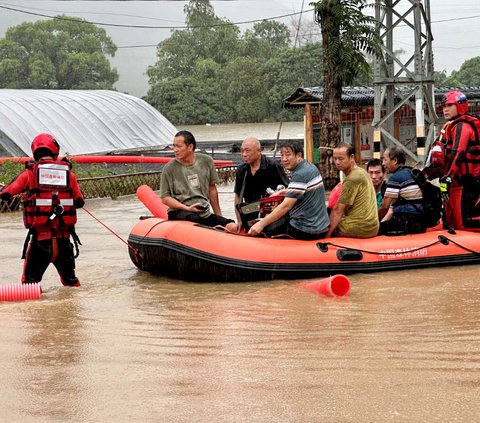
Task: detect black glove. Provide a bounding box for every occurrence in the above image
[439,177,451,201]
[0,191,12,202]
[74,198,85,209]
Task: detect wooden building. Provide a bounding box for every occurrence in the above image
[283,86,480,164]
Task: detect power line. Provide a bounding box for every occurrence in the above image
[117,44,158,49]
[0,4,313,29]
[0,1,184,23]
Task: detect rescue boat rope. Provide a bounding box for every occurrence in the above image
[141,219,169,239]
[82,207,140,256]
[317,235,479,256]
[441,236,480,255]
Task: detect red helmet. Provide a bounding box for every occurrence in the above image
[31,133,60,160]
[442,90,468,115]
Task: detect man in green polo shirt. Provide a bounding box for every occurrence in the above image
[160,130,237,232]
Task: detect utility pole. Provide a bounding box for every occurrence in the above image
[373,0,438,164]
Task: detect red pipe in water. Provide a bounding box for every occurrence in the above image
[0,283,42,302]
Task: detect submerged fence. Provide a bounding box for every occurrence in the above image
[0,166,237,213]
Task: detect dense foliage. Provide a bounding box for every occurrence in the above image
[146,0,322,124]
[436,57,480,87]
[311,0,381,188]
[0,16,118,89]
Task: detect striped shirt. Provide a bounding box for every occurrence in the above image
[285,160,330,234]
[384,167,424,214]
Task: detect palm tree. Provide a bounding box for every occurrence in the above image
[311,0,381,188]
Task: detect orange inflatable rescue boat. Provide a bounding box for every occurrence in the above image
[128,186,480,282]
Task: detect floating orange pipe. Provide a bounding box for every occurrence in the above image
[0,283,42,302]
[301,274,351,297]
[0,156,233,167]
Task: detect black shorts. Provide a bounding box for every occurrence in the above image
[379,212,426,236]
[168,210,234,228]
[263,216,327,240]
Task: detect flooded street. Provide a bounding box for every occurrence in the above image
[0,186,479,422]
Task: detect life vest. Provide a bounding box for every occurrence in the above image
[445,114,480,180]
[22,160,77,234]
[426,122,450,171]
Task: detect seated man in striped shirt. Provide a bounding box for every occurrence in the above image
[378,146,426,235]
[248,141,330,240]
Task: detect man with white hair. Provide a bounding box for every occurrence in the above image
[234,136,288,230]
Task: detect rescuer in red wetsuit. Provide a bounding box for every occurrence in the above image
[425,91,480,231]
[0,134,85,286]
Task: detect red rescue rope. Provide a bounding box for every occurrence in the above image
[82,207,140,258]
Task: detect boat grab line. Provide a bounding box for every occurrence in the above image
[317,235,479,256]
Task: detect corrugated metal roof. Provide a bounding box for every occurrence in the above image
[0,89,177,157]
[283,86,480,108]
[282,86,375,108]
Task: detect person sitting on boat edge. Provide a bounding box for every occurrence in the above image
[326,143,379,238]
[378,146,426,235]
[159,130,237,232]
[248,141,329,240]
[234,136,289,231]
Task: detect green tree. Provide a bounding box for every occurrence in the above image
[0,39,29,87]
[265,43,324,121]
[0,16,118,89]
[147,0,327,125]
[242,20,291,60]
[146,0,242,123]
[148,0,240,84]
[219,56,269,123]
[311,0,381,188]
[148,62,229,125]
[449,57,480,86]
[433,69,462,87]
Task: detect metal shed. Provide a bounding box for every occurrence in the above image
[0,89,177,157]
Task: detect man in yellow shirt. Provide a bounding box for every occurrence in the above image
[326,143,379,238]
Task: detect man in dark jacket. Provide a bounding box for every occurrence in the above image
[233,137,288,231]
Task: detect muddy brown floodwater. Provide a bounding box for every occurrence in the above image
[0,185,479,422]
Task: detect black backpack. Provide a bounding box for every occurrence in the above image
[411,168,442,227]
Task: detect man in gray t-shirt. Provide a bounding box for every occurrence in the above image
[248,141,330,240]
[160,130,237,231]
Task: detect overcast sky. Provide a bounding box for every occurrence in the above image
[0,0,479,97]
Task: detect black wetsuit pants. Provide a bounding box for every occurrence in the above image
[22,237,79,286]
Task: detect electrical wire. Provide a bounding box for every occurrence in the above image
[0,3,313,29]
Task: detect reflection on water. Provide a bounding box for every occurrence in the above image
[0,189,479,422]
